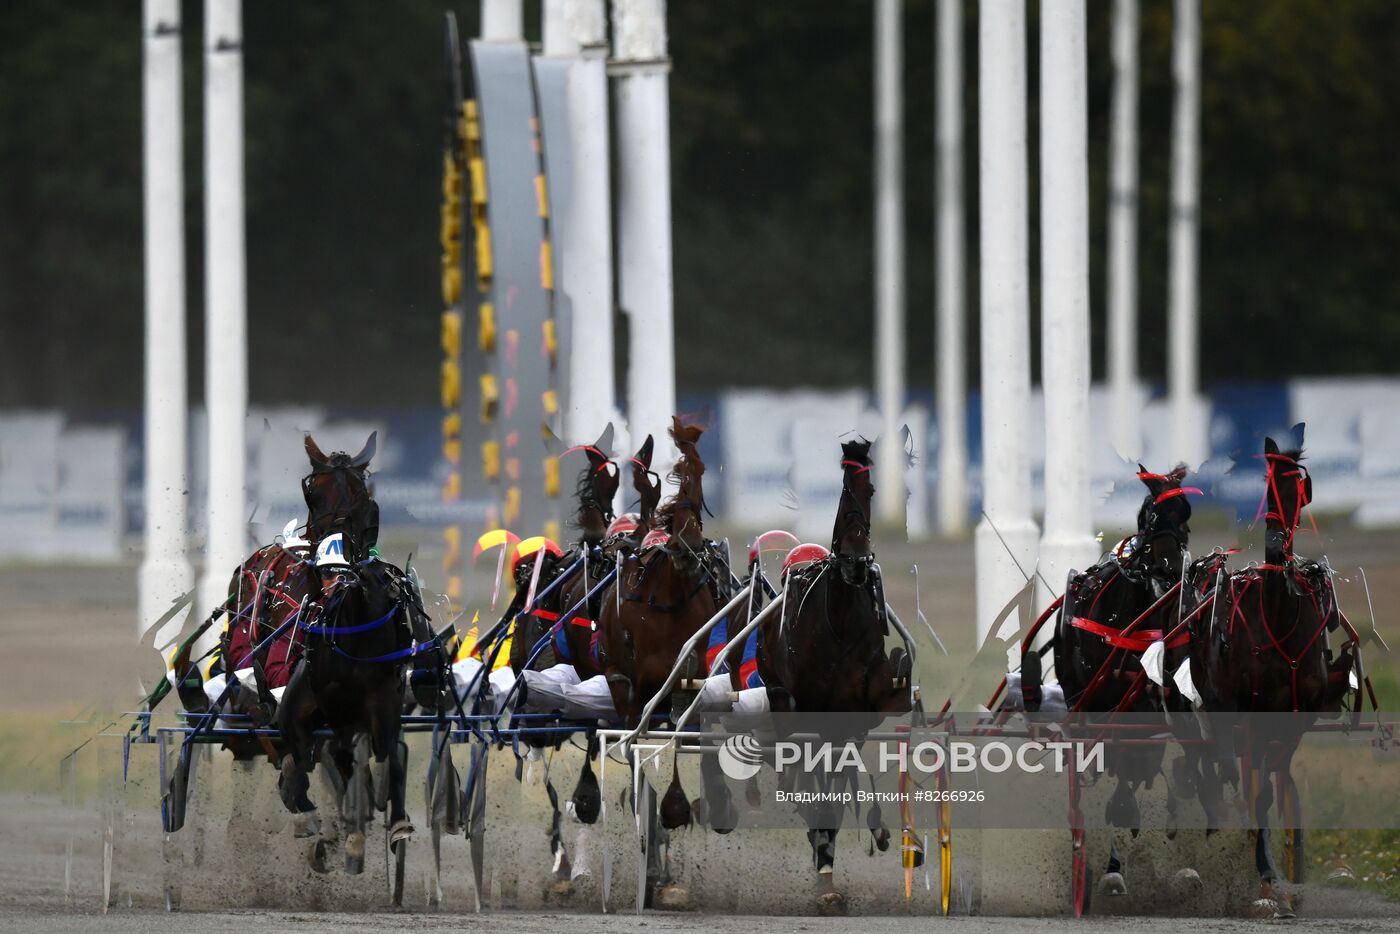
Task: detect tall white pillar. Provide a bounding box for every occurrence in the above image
[973,0,1037,645]
[874,0,906,530]
[547,0,616,445]
[612,0,675,451]
[139,0,193,647]
[1107,0,1140,460]
[935,0,968,536]
[200,0,248,618]
[1039,0,1098,607]
[482,0,524,41]
[1168,0,1204,466]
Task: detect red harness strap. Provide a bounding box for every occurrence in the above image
[1070,616,1189,652]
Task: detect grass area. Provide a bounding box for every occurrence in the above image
[1309,828,1400,900]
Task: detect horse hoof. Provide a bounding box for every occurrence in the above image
[653,884,694,912]
[1099,871,1127,897]
[1326,859,1354,881]
[1173,868,1203,894]
[1249,898,1279,919]
[873,827,891,852]
[308,839,330,874]
[291,811,321,839]
[389,819,414,845]
[815,890,848,916]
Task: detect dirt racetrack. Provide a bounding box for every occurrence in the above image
[3,523,1399,927]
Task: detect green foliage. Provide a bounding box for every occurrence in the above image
[1,0,1398,409]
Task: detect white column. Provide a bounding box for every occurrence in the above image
[1039,0,1098,607]
[935,0,968,536]
[139,0,193,647]
[874,0,906,530]
[612,0,675,452]
[200,0,248,618]
[973,0,1038,645]
[1169,0,1204,466]
[482,0,524,41]
[1107,0,1140,460]
[550,0,616,444]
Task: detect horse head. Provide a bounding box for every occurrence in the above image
[834,438,875,585]
[302,432,378,557]
[658,418,708,549]
[568,431,619,546]
[1134,463,1196,579]
[1263,425,1310,564]
[630,434,662,529]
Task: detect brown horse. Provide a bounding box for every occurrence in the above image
[597,419,717,724]
[1047,464,1202,899]
[1185,427,1357,917]
[755,439,911,914]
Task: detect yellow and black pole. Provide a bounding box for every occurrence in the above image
[440,13,467,605]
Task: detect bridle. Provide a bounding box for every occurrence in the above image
[1260,452,1312,558]
[1130,471,1200,569]
[302,459,370,543]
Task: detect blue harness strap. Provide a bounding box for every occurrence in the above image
[299,601,399,636]
[329,639,438,664]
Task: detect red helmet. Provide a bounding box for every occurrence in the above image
[641,529,671,550]
[782,543,830,577]
[511,536,564,575]
[606,513,641,539]
[748,529,800,566]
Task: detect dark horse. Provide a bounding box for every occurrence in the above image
[274,434,424,884]
[1185,427,1358,917]
[756,439,912,914]
[179,435,381,732]
[1044,465,1202,903]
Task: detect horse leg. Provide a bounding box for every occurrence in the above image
[543,773,576,896]
[659,759,691,830]
[371,699,413,840]
[652,758,693,910]
[1161,759,1203,894]
[273,666,319,836]
[1250,758,1291,918]
[570,735,602,825]
[809,827,846,915]
[696,750,737,833]
[343,731,372,875]
[1102,836,1127,897]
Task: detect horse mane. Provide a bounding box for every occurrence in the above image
[655,418,707,531]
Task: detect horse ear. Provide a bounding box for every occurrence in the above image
[305,434,329,469]
[1264,436,1280,457]
[636,435,654,469]
[584,445,609,470]
[593,423,615,457]
[351,431,378,469]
